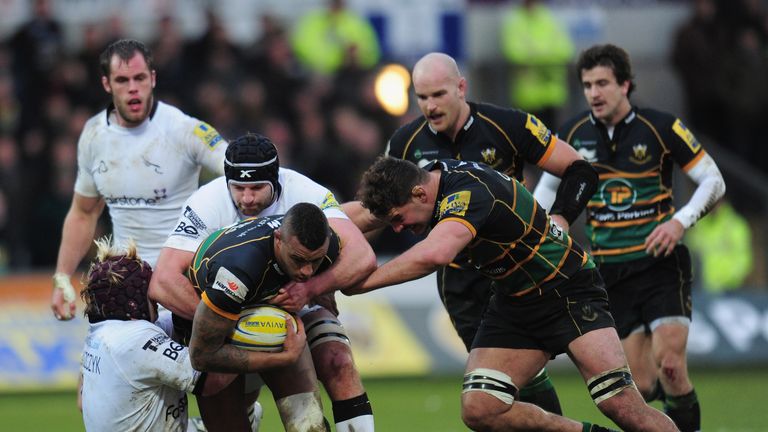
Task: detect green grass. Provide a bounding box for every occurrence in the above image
[1,368,766,431]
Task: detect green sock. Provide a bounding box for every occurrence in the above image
[519,368,562,415]
[664,389,700,432]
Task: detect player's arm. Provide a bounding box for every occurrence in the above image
[534,138,597,231]
[52,192,105,320]
[189,300,306,374]
[341,201,386,236]
[645,152,725,257]
[149,247,198,319]
[344,220,473,295]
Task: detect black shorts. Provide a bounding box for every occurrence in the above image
[599,245,693,339]
[436,265,494,351]
[473,268,615,356]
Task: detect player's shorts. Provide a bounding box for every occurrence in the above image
[598,245,693,339]
[472,268,615,356]
[436,265,494,351]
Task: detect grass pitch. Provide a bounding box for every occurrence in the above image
[1,367,766,431]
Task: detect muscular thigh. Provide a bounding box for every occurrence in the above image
[474,268,614,355]
[261,345,318,399]
[601,246,693,339]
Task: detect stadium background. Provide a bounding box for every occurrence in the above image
[1,0,767,430]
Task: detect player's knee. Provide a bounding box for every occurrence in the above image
[587,366,636,407]
[275,391,327,432]
[312,342,357,384]
[461,368,518,430]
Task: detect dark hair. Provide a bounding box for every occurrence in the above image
[81,238,154,323]
[224,132,282,199]
[576,44,636,96]
[99,39,155,77]
[282,203,330,250]
[356,156,428,218]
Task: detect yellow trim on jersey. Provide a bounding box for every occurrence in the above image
[477,112,520,155]
[401,122,428,158]
[592,244,646,256]
[637,115,669,153]
[595,169,660,179]
[201,292,240,321]
[438,217,477,237]
[587,192,672,208]
[681,149,707,172]
[536,136,557,167]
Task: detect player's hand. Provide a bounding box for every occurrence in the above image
[549,214,570,233]
[281,316,306,362]
[52,272,77,321]
[270,281,312,313]
[645,219,684,257]
[310,292,339,316]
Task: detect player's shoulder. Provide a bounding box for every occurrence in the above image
[387,117,430,155]
[558,110,593,135]
[634,106,677,128]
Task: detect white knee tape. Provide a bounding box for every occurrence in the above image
[587,366,636,405]
[275,391,326,432]
[462,368,518,405]
[303,316,350,349]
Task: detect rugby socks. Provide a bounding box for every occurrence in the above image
[518,368,563,415]
[332,392,374,432]
[582,422,619,432]
[645,378,667,403]
[663,389,700,432]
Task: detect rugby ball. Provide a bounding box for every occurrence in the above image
[228,305,298,352]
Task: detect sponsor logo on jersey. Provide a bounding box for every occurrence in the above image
[321,192,341,210]
[193,122,224,149]
[573,139,598,162]
[525,114,553,146]
[183,206,207,230]
[212,267,247,302]
[599,178,636,211]
[481,148,497,165]
[630,143,651,165]
[672,119,701,153]
[439,191,471,218]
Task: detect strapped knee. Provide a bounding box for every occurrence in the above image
[275,391,326,431]
[462,368,519,405]
[587,366,636,405]
[303,315,350,349]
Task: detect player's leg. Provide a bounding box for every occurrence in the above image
[621,330,659,400]
[301,306,374,432]
[568,327,677,431]
[261,344,328,432]
[197,375,252,432]
[461,347,589,431]
[652,322,698,432]
[437,266,562,414]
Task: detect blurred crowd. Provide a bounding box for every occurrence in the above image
[0,0,405,272]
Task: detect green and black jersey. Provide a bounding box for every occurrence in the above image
[189,215,340,320]
[386,101,557,182]
[425,159,594,296]
[558,107,706,264]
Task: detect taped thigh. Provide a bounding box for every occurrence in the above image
[586,366,636,405]
[302,314,350,349]
[462,368,519,405]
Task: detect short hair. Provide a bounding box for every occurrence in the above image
[281,203,330,250]
[80,237,154,323]
[99,39,155,77]
[356,156,429,218]
[576,44,636,96]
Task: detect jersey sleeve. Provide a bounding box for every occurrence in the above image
[506,111,557,166]
[667,117,707,171]
[201,261,260,320]
[73,117,101,198]
[164,184,223,252]
[435,174,494,238]
[117,324,201,392]
[178,112,228,177]
[280,170,349,220]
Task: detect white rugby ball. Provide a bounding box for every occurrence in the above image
[228,305,298,352]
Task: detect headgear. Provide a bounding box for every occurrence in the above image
[224,133,282,201]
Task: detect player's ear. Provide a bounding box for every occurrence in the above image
[411,185,427,201]
[101,76,112,94]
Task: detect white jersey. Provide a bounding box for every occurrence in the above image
[164,168,348,253]
[74,101,227,267]
[81,318,200,432]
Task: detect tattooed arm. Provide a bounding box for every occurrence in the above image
[188,301,306,373]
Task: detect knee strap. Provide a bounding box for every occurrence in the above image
[587,366,636,405]
[303,316,350,349]
[462,368,519,405]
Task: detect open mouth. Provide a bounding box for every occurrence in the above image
[127,98,142,112]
